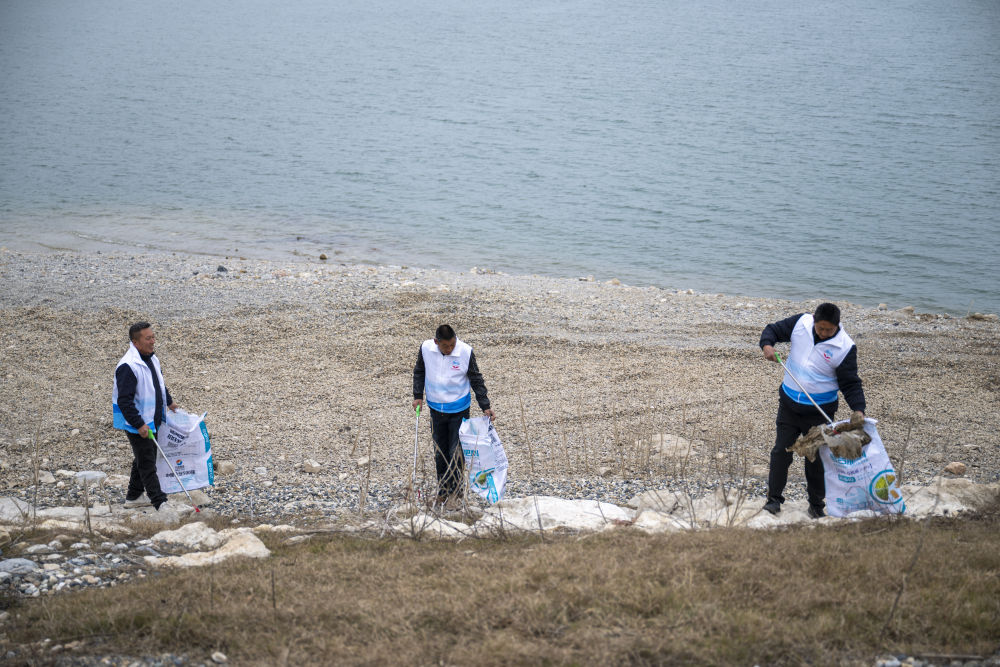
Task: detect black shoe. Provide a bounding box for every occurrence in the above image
[762,500,780,515]
[807,505,825,519]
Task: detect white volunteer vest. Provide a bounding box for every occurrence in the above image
[782,314,855,405]
[421,338,473,413]
[112,342,168,432]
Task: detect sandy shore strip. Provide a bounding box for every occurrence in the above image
[1,248,997,519]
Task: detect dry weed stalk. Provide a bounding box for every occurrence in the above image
[82,483,93,535]
[896,422,913,484]
[516,386,536,474]
[881,452,945,638]
[31,413,42,530]
[359,421,374,515]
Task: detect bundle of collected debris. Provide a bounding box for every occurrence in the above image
[787,411,871,462]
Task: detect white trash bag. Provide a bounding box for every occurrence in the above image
[459,416,508,504]
[820,418,904,517]
[154,409,214,494]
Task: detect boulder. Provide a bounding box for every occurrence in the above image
[0,558,38,574]
[74,471,108,487]
[0,497,33,523]
[901,478,1000,516]
[395,512,473,539]
[478,496,634,533]
[144,529,270,568]
[167,489,212,507]
[152,522,224,550]
[35,506,113,521]
[626,489,687,514]
[943,461,967,476]
[214,461,236,475]
[631,510,691,533]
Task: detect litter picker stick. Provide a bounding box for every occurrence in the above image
[774,352,836,427]
[147,428,201,512]
[411,404,421,502]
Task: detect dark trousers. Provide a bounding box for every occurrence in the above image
[767,397,837,510]
[429,407,469,499]
[126,430,167,506]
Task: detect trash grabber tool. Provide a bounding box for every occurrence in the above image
[147,428,201,512]
[774,352,835,426]
[411,404,421,502]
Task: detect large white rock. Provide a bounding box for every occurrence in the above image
[478,496,634,533]
[395,512,474,539]
[36,518,133,535]
[302,459,323,473]
[152,522,224,550]
[144,529,270,568]
[35,506,113,521]
[0,497,33,523]
[74,471,108,487]
[626,489,687,513]
[631,509,692,533]
[0,558,38,574]
[167,489,212,507]
[901,478,1000,517]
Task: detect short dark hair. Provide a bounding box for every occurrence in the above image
[129,322,152,341]
[813,303,841,326]
[435,324,456,341]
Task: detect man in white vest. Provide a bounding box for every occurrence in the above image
[112,322,179,512]
[412,324,495,508]
[759,303,866,518]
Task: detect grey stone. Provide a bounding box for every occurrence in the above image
[25,544,53,555]
[0,558,38,574]
[0,496,31,523]
[214,460,236,475]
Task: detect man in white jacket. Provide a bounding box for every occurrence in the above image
[112,322,179,512]
[412,324,495,507]
[759,303,866,519]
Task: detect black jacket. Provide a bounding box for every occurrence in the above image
[760,313,866,413]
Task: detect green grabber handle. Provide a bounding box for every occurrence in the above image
[415,404,421,417]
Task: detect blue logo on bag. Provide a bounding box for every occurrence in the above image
[838,474,856,483]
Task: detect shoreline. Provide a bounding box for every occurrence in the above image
[1,240,996,318]
[1,247,998,521]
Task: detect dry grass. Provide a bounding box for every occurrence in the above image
[3,508,998,666]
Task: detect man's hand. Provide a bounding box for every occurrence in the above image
[762,345,777,362]
[412,398,423,410]
[138,424,150,439]
[483,408,495,422]
[168,402,179,412]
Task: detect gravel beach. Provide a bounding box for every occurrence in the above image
[1,248,998,521]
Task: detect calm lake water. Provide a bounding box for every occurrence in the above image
[2,0,998,313]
